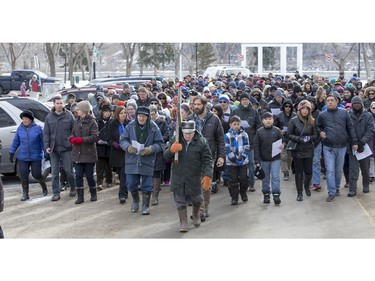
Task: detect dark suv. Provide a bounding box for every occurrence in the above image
[0,96,50,176]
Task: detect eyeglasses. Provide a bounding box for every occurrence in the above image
[219,101,228,103]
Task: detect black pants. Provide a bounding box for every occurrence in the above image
[227,165,248,199]
[96,157,112,185]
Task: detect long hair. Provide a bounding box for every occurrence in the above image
[297,108,315,127]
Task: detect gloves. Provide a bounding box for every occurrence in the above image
[9,153,14,163]
[127,145,138,154]
[170,142,182,153]
[140,146,153,156]
[69,137,83,145]
[44,153,50,161]
[112,141,121,150]
[300,136,310,143]
[201,176,212,191]
[97,139,108,145]
[357,143,364,153]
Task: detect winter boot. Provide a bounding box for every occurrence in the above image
[304,174,312,197]
[75,188,84,204]
[297,193,303,201]
[38,178,48,196]
[141,192,151,215]
[69,186,76,197]
[273,193,281,205]
[211,182,218,193]
[131,191,140,213]
[192,205,201,227]
[263,193,270,204]
[21,179,30,201]
[151,178,161,206]
[295,173,304,196]
[177,207,189,232]
[89,187,97,202]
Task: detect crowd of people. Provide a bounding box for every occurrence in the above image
[3,70,375,233]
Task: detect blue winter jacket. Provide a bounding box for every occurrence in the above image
[10,122,44,161]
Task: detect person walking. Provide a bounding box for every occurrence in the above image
[231,92,262,192]
[287,100,319,201]
[188,95,225,221]
[108,106,129,204]
[163,120,213,232]
[9,110,47,201]
[317,92,358,202]
[70,101,99,204]
[224,115,250,205]
[347,96,374,196]
[254,112,284,205]
[120,106,163,215]
[43,95,76,201]
[0,140,4,238]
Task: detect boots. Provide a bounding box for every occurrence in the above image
[295,173,304,196]
[177,207,188,232]
[304,174,312,197]
[131,191,140,213]
[69,186,76,197]
[141,193,151,215]
[297,193,303,201]
[192,205,201,227]
[263,193,270,204]
[151,178,161,206]
[89,187,97,202]
[38,178,48,196]
[273,193,281,205]
[21,179,30,201]
[75,188,84,204]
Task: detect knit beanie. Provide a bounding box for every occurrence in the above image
[76,100,91,113]
[240,92,250,101]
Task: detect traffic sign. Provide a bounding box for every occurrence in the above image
[325,54,333,61]
[237,54,244,61]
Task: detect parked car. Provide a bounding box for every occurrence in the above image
[41,84,124,104]
[0,70,63,96]
[203,65,252,78]
[86,75,164,87]
[0,96,51,176]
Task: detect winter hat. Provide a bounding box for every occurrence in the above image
[250,97,259,105]
[96,85,104,91]
[336,86,344,93]
[351,96,363,106]
[76,100,91,113]
[297,100,312,111]
[112,94,120,100]
[275,89,284,97]
[181,120,196,134]
[238,80,246,90]
[344,103,352,109]
[20,110,34,121]
[212,89,219,98]
[218,94,230,103]
[130,94,138,100]
[96,93,105,100]
[203,86,210,93]
[136,106,150,117]
[228,81,237,88]
[250,89,262,97]
[240,92,250,101]
[100,104,112,112]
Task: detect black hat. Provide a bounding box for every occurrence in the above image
[181,120,195,133]
[239,92,250,101]
[100,104,112,112]
[68,93,76,99]
[20,110,34,121]
[254,166,265,180]
[136,106,150,117]
[112,94,120,100]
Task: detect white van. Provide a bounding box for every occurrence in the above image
[204,66,252,78]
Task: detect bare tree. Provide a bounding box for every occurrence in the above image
[44,43,60,77]
[0,43,28,70]
[331,43,356,73]
[121,43,137,76]
[211,43,239,64]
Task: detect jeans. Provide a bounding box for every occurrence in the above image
[322,146,347,197]
[126,174,152,193]
[74,162,96,188]
[50,151,76,195]
[18,160,42,181]
[247,149,255,187]
[312,143,322,186]
[261,159,281,194]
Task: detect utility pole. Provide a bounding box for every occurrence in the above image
[93,43,96,80]
[358,43,361,78]
[195,43,198,77]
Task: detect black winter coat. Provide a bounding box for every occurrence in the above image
[287,116,319,159]
[96,117,112,158]
[107,120,128,168]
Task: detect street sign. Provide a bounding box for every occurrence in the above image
[237,54,244,61]
[325,54,333,61]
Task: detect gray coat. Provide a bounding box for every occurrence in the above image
[43,108,75,152]
[120,119,163,176]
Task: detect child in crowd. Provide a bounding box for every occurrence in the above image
[224,115,250,205]
[254,112,284,205]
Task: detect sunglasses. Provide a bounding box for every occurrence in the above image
[284,105,292,108]
[150,102,158,105]
[219,101,228,103]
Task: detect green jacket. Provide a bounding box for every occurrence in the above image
[164,130,213,196]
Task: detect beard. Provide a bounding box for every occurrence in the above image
[194,107,205,115]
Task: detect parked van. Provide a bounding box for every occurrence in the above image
[203,65,252,78]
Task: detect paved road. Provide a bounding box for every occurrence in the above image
[1,172,375,239]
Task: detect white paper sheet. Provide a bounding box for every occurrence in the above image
[272,139,283,157]
[131,140,144,155]
[354,144,372,161]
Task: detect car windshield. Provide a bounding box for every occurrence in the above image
[7,98,50,122]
